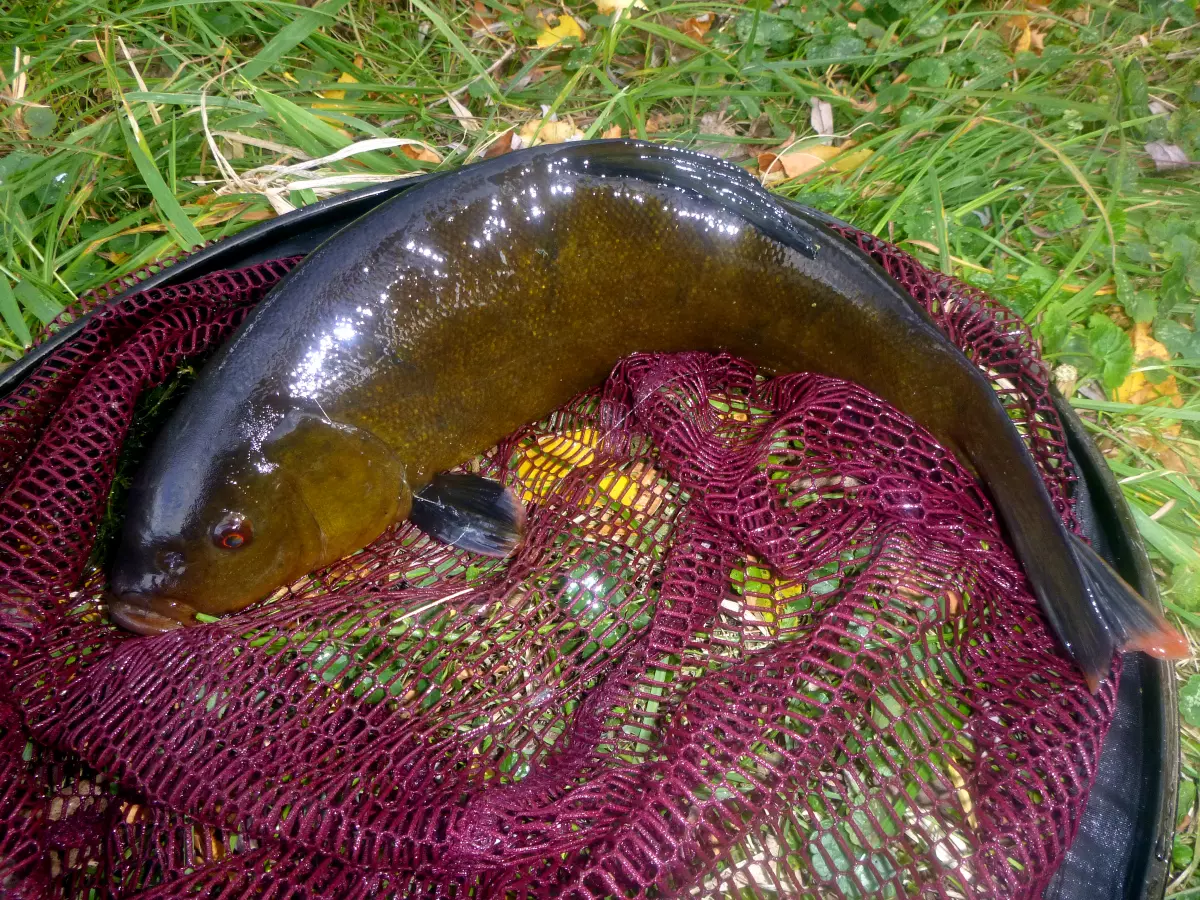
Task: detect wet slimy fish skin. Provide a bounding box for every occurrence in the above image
[108,141,1188,690]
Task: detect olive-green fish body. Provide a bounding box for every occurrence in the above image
[110,141,1186,689]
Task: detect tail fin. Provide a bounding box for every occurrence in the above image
[1067,531,1189,690]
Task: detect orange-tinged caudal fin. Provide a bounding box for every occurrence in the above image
[1125,624,1191,660]
[1068,532,1190,672]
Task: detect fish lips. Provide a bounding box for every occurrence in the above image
[106,591,200,635]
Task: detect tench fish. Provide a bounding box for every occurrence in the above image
[108,140,1187,691]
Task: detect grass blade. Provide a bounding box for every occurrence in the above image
[0,278,32,350]
[118,115,204,250]
[242,0,353,82]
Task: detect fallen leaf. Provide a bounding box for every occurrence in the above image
[1066,5,1091,24]
[645,112,684,133]
[444,93,480,133]
[1014,21,1032,53]
[536,13,584,48]
[1053,363,1078,398]
[518,116,585,145]
[484,129,516,158]
[1115,322,1184,407]
[758,142,872,180]
[601,124,623,139]
[596,0,647,13]
[400,143,442,163]
[1129,429,1194,474]
[681,13,713,41]
[468,1,496,32]
[696,111,743,159]
[322,70,358,100]
[517,429,598,500]
[810,97,834,141]
[1145,141,1192,171]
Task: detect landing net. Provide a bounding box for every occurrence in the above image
[0,226,1116,899]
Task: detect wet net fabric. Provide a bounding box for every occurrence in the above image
[0,228,1119,900]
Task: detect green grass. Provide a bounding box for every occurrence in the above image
[2,0,1200,890]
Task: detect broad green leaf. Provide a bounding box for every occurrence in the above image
[24,105,57,139]
[14,281,62,325]
[1173,566,1200,613]
[1086,313,1134,391]
[1131,506,1197,569]
[0,279,32,348]
[1178,778,1197,824]
[1181,674,1200,729]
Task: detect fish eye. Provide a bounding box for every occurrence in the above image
[213,513,253,550]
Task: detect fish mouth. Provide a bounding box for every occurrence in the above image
[106,592,200,636]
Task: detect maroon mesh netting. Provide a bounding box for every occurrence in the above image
[0,227,1119,900]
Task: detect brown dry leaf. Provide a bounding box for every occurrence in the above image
[601,124,623,139]
[645,112,684,133]
[518,116,584,145]
[758,142,872,180]
[535,13,584,48]
[1128,430,1194,475]
[468,1,496,32]
[484,129,517,158]
[696,111,742,159]
[681,13,713,41]
[400,143,442,163]
[1066,5,1091,24]
[1115,322,1184,407]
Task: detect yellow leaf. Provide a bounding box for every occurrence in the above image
[316,71,359,104]
[535,13,584,48]
[681,13,713,41]
[758,143,872,180]
[1013,21,1032,54]
[400,143,443,163]
[831,145,873,172]
[1115,322,1182,407]
[601,124,623,139]
[518,116,584,145]
[596,0,647,13]
[517,429,598,500]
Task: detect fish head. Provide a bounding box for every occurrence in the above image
[108,448,325,634]
[109,412,409,635]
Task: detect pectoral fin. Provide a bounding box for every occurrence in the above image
[410,473,525,557]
